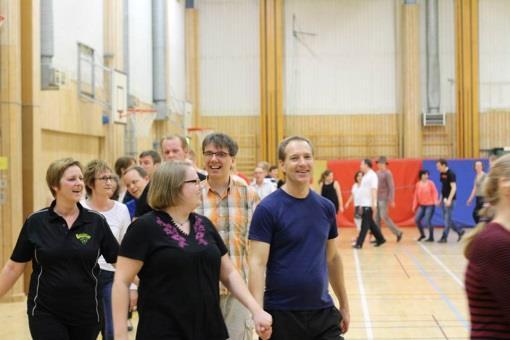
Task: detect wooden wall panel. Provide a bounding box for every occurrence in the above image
[285,114,398,160]
[480,111,510,155]
[421,113,456,159]
[199,116,259,174]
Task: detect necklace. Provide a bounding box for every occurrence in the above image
[169,215,190,234]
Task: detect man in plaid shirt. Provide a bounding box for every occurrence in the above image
[196,133,260,340]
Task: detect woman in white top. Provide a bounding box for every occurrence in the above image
[344,171,363,233]
[82,160,131,340]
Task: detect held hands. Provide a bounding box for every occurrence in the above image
[129,289,138,311]
[253,309,273,340]
[444,198,452,207]
[340,307,351,334]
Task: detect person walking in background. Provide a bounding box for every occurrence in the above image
[345,171,363,244]
[375,156,403,242]
[353,159,386,249]
[464,154,510,339]
[81,160,131,340]
[112,161,272,340]
[196,133,260,340]
[412,170,438,242]
[249,136,350,339]
[0,158,119,340]
[436,159,464,243]
[319,169,344,214]
[466,160,487,224]
[251,166,276,200]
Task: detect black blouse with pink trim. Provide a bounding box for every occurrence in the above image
[120,210,229,340]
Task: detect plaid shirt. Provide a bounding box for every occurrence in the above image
[196,176,259,294]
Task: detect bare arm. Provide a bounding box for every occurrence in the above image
[467,178,476,205]
[344,194,353,208]
[334,181,344,212]
[248,240,270,308]
[447,182,457,205]
[0,260,27,298]
[112,256,143,340]
[327,238,350,333]
[221,254,272,339]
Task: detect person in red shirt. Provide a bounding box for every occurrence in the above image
[464,154,510,339]
[412,170,439,241]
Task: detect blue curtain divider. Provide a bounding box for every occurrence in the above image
[421,159,489,228]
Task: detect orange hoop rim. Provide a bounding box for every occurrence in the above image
[187,127,212,133]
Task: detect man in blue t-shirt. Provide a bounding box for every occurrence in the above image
[248,136,350,340]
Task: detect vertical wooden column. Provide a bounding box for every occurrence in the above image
[259,0,283,164]
[185,7,202,163]
[399,3,422,157]
[0,0,25,300]
[455,0,479,158]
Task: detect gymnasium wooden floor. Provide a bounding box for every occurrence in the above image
[0,227,470,339]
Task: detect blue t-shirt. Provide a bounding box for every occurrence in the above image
[249,189,338,310]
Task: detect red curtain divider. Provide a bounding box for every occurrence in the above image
[327,159,423,227]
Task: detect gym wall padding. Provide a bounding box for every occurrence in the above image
[422,159,489,228]
[327,159,422,227]
[327,158,488,228]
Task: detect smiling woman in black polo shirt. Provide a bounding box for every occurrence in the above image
[112,161,273,340]
[0,158,119,340]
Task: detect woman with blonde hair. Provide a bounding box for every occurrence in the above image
[464,154,510,339]
[112,161,272,340]
[0,158,119,340]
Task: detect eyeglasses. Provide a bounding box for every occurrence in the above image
[183,178,201,185]
[203,151,230,159]
[95,176,115,182]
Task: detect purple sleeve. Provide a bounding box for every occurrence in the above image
[483,238,510,323]
[327,201,338,239]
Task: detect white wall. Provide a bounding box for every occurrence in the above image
[128,0,153,103]
[284,0,397,115]
[197,0,260,116]
[417,0,456,114]
[53,0,103,83]
[168,0,187,115]
[479,0,510,112]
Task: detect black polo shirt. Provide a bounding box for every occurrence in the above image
[11,201,119,325]
[440,169,457,200]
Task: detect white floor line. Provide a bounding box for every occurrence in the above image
[353,249,374,340]
[418,243,464,288]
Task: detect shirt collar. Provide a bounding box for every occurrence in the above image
[48,200,92,224]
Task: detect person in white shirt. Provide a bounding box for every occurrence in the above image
[353,159,386,249]
[82,160,132,339]
[251,166,276,200]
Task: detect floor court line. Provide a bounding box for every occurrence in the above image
[353,249,374,340]
[403,248,469,331]
[418,243,464,288]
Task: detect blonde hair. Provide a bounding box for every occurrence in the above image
[83,159,112,196]
[464,154,510,257]
[148,161,191,210]
[46,158,83,197]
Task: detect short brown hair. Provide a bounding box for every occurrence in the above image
[124,165,148,179]
[114,156,136,177]
[83,160,113,197]
[148,161,191,210]
[46,158,83,197]
[139,150,162,164]
[160,135,189,152]
[278,136,313,161]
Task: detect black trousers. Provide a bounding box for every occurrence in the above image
[265,306,344,340]
[472,196,484,224]
[28,313,99,340]
[355,207,385,247]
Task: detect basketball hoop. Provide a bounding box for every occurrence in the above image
[0,15,5,29]
[126,108,157,138]
[187,127,213,143]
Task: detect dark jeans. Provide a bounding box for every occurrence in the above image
[265,306,343,340]
[98,269,115,340]
[355,207,385,247]
[473,196,484,224]
[415,205,435,238]
[440,200,463,238]
[28,313,99,340]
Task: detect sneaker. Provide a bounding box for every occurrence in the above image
[397,232,403,242]
[425,238,434,242]
[374,240,386,247]
[352,244,362,249]
[417,235,426,241]
[457,230,465,242]
[437,238,447,243]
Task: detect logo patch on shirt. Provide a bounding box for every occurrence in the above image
[76,233,92,245]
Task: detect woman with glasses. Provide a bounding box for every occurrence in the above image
[0,158,119,340]
[81,160,131,340]
[112,161,272,340]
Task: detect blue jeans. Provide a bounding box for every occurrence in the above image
[99,270,114,340]
[440,200,463,238]
[415,205,434,238]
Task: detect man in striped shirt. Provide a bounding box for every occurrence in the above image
[196,133,260,340]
